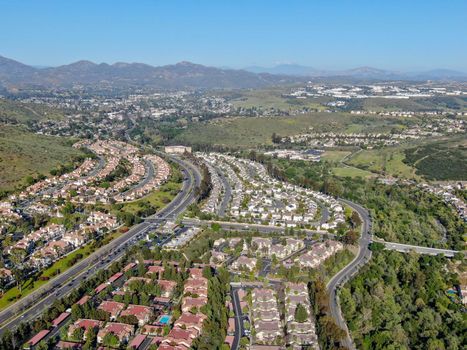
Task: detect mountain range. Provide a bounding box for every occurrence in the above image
[244,64,467,81]
[1,55,466,91]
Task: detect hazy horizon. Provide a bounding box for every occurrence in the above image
[1,0,466,72]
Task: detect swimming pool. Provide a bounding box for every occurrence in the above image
[158,315,171,324]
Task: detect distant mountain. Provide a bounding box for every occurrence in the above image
[407,69,467,81]
[1,55,466,91]
[0,55,303,90]
[245,64,321,76]
[244,64,467,81]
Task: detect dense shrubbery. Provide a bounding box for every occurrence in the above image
[258,156,465,250]
[192,267,230,350]
[404,142,467,180]
[340,180,465,250]
[340,251,465,350]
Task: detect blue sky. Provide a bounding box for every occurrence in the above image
[1,0,466,71]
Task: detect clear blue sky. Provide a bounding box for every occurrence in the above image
[1,0,466,71]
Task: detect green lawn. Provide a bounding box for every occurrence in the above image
[226,88,331,110]
[0,98,65,123]
[346,146,419,179]
[332,166,375,179]
[321,150,352,163]
[0,229,125,310]
[0,125,83,193]
[115,166,182,215]
[175,113,382,148]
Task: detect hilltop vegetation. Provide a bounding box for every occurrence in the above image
[0,98,65,124]
[0,125,83,194]
[341,251,465,350]
[403,137,467,180]
[174,113,412,148]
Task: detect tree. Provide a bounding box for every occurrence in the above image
[10,249,26,293]
[342,230,359,245]
[350,211,362,228]
[294,303,308,323]
[103,333,120,348]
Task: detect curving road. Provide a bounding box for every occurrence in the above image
[326,198,372,350]
[0,154,200,334]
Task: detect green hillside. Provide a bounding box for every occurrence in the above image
[0,125,83,194]
[0,98,65,124]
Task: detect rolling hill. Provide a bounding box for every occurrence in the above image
[0,56,303,90]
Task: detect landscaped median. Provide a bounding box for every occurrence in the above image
[0,164,183,312]
[0,227,124,311]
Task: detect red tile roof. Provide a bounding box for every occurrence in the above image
[55,341,82,349]
[120,304,153,321]
[123,262,137,272]
[98,300,125,317]
[129,334,146,349]
[108,272,124,284]
[94,283,108,294]
[27,330,50,346]
[75,295,91,306]
[52,312,70,327]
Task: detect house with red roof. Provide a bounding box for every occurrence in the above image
[68,319,103,340]
[183,278,208,297]
[98,300,125,321]
[75,295,91,306]
[52,312,71,328]
[174,313,206,332]
[147,265,165,278]
[25,329,50,349]
[128,334,147,349]
[158,279,177,298]
[123,262,137,272]
[162,327,198,349]
[188,267,203,279]
[55,340,82,349]
[181,296,208,313]
[94,283,108,294]
[120,304,154,326]
[97,322,135,345]
[141,324,163,336]
[124,277,152,291]
[107,272,124,284]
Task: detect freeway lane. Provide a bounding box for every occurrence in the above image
[327,199,372,350]
[377,240,460,257]
[0,155,200,334]
[215,164,231,217]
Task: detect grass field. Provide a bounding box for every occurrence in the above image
[112,165,183,216]
[0,98,65,123]
[321,150,352,163]
[361,96,467,112]
[0,125,83,193]
[346,147,419,179]
[175,113,409,148]
[222,88,332,111]
[331,166,375,179]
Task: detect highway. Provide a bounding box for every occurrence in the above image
[326,199,372,350]
[215,165,231,217]
[378,240,460,257]
[0,154,201,334]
